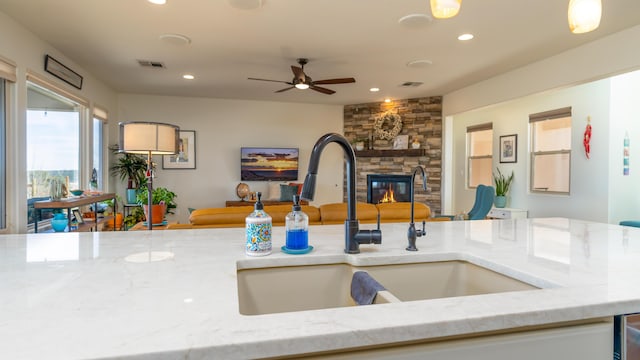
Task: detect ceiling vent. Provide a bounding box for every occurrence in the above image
[137,60,166,69]
[400,81,423,87]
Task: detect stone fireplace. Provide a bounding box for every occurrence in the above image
[344,96,442,214]
[367,174,412,204]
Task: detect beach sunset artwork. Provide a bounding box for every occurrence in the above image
[241,147,299,181]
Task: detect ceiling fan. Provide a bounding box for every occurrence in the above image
[248,58,355,95]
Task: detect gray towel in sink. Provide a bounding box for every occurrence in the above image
[351,271,386,305]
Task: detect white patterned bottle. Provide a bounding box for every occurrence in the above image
[245,192,272,256]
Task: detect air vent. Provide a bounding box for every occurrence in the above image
[400,81,423,87]
[137,60,166,69]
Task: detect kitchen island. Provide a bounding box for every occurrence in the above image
[1,218,639,359]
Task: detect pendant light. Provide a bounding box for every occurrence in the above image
[568,0,602,34]
[430,0,461,19]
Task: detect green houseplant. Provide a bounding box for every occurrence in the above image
[493,168,514,208]
[136,186,177,224]
[109,144,147,204]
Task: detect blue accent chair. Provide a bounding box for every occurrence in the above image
[620,221,640,228]
[468,185,495,220]
[439,184,495,220]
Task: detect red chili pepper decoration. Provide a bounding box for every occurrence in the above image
[583,117,592,159]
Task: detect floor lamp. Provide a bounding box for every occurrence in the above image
[119,121,179,230]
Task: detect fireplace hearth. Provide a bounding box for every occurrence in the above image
[367,174,412,204]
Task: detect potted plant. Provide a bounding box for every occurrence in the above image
[493,168,514,208]
[109,144,147,204]
[136,186,177,225]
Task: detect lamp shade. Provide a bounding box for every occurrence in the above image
[430,0,461,19]
[119,121,179,155]
[568,0,601,34]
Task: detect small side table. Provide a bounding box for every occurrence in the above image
[487,207,528,219]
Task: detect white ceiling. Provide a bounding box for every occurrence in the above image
[1,0,639,106]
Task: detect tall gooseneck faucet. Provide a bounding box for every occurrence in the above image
[406,165,427,251]
[301,133,381,254]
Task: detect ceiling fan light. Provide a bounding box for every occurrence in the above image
[430,0,461,19]
[295,83,309,90]
[568,0,601,34]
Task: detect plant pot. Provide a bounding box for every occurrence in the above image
[106,213,124,230]
[494,195,507,208]
[126,189,137,204]
[143,204,166,225]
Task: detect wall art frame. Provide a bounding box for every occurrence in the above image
[44,55,83,89]
[163,130,196,169]
[499,134,517,163]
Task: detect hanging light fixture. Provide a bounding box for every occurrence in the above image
[430,0,461,19]
[568,0,602,34]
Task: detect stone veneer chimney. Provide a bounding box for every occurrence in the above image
[343,96,442,215]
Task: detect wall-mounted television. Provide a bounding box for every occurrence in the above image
[241,147,299,181]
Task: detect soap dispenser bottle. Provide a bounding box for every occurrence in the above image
[285,195,309,250]
[245,192,272,256]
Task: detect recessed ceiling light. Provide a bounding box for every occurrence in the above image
[159,33,191,46]
[370,87,380,92]
[384,98,392,103]
[398,14,432,28]
[183,74,195,80]
[458,33,474,41]
[228,0,262,9]
[406,59,433,68]
[148,0,166,4]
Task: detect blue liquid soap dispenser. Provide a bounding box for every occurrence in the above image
[284,195,311,253]
[245,192,272,256]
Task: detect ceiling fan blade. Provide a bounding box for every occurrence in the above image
[312,77,356,85]
[248,77,292,84]
[310,85,335,95]
[291,66,306,82]
[275,86,295,93]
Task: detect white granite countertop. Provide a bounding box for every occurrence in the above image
[1,218,640,359]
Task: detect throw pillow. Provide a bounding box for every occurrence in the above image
[280,184,299,202]
[289,182,304,195]
[266,182,282,201]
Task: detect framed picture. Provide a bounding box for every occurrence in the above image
[72,209,84,224]
[240,147,298,181]
[44,55,83,89]
[393,135,409,149]
[163,130,196,169]
[499,134,517,163]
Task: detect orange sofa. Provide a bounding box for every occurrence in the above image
[167,202,444,230]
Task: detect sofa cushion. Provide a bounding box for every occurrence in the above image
[319,202,379,225]
[189,206,253,226]
[376,202,430,223]
[279,184,299,202]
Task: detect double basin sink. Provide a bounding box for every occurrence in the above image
[237,258,540,315]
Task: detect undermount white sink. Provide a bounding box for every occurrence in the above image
[237,260,539,315]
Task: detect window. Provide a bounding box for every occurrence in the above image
[92,107,107,190]
[26,79,87,226]
[467,123,493,188]
[530,107,572,194]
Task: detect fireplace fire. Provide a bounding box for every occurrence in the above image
[367,174,412,204]
[379,185,397,203]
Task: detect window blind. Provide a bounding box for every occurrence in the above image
[529,107,572,123]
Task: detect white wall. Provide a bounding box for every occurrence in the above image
[0,11,118,233]
[450,79,612,222]
[116,94,344,224]
[444,25,640,116]
[608,71,640,223]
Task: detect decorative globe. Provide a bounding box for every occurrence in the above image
[236,183,250,200]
